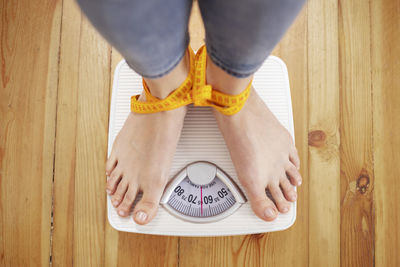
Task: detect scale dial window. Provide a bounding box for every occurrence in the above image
[160,162,246,223]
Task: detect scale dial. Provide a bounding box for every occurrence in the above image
[160,162,246,223]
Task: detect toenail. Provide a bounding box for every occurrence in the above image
[290,193,297,201]
[106,189,111,194]
[264,208,276,218]
[282,207,289,213]
[113,200,119,206]
[118,210,126,216]
[298,180,302,186]
[136,211,147,223]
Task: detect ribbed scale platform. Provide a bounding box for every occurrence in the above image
[108,55,296,236]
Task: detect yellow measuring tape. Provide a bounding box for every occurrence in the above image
[131,45,252,115]
[130,46,195,113]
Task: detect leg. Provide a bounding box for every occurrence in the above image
[77,0,192,79]
[198,0,305,221]
[77,0,193,224]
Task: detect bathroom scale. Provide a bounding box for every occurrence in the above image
[107,54,296,236]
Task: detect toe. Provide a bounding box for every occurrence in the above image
[111,180,128,208]
[269,182,291,213]
[106,168,122,195]
[243,184,279,221]
[286,163,302,186]
[280,176,297,202]
[289,147,300,170]
[117,184,138,217]
[105,153,117,175]
[133,183,165,225]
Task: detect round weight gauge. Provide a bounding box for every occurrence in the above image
[160,162,247,223]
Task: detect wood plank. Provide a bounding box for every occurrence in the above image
[0,0,61,265]
[52,0,111,265]
[51,0,81,264]
[338,0,375,265]
[307,0,340,266]
[179,3,309,267]
[371,0,400,266]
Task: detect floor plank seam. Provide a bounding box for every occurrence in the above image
[367,1,376,266]
[103,45,113,267]
[69,12,85,267]
[48,0,65,265]
[303,3,310,266]
[305,2,311,266]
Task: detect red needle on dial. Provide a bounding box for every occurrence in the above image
[200,186,203,215]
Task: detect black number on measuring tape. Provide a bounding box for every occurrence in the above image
[174,186,185,196]
[188,194,197,204]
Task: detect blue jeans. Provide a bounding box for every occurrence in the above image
[77,0,305,78]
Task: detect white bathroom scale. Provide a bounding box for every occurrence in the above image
[107,54,296,236]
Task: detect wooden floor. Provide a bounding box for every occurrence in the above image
[1,0,399,266]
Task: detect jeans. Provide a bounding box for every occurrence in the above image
[77,0,305,79]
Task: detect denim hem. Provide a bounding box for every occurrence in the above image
[126,37,190,79]
[206,45,262,78]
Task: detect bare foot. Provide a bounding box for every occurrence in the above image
[106,50,190,225]
[207,57,302,221]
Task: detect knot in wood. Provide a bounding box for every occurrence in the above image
[308,130,326,147]
[356,171,370,194]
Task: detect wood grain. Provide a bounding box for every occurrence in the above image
[52,0,111,265]
[371,0,400,266]
[307,0,340,266]
[51,0,81,264]
[0,0,61,265]
[338,0,375,266]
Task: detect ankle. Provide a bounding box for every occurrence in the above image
[206,55,253,95]
[144,50,190,99]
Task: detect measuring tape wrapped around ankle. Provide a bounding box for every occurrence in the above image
[131,46,196,113]
[131,77,193,113]
[191,45,252,116]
